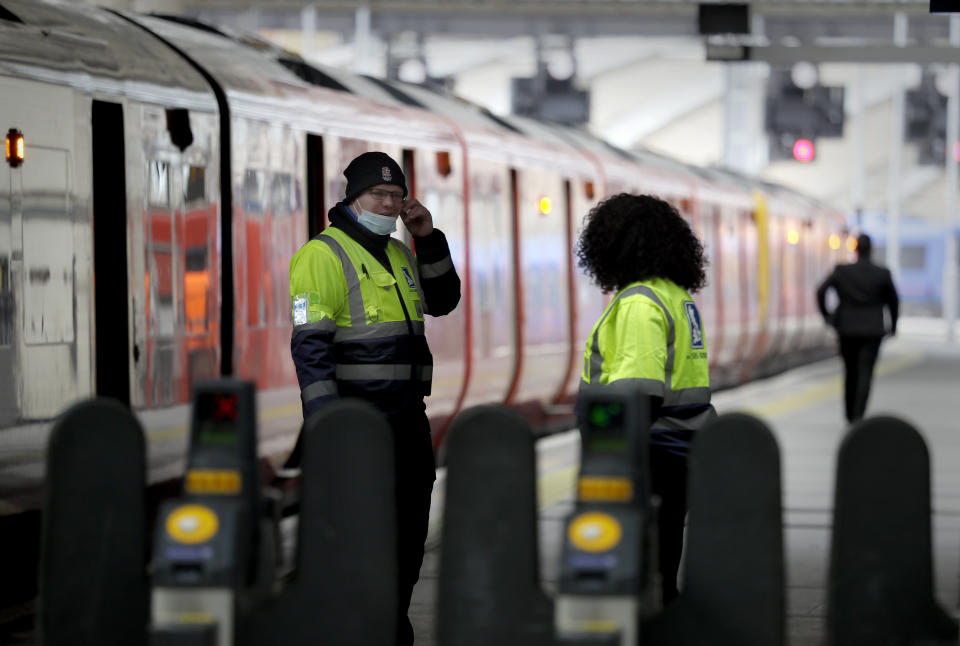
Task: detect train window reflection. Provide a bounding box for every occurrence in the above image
[183,165,205,205]
[149,161,169,207]
[243,169,265,214]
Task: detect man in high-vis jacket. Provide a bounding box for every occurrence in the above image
[575,193,716,605]
[288,151,460,645]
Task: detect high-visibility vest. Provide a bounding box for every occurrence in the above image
[290,226,433,413]
[580,277,714,433]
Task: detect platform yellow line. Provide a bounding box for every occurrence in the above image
[538,465,578,510]
[147,402,303,443]
[742,353,923,419]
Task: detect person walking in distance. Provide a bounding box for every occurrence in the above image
[288,151,461,644]
[816,233,899,424]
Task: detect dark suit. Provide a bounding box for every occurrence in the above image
[816,258,899,423]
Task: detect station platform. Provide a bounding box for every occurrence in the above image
[409,317,960,645]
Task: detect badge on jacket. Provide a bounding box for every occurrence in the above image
[684,301,704,349]
[401,266,417,290]
[293,296,308,325]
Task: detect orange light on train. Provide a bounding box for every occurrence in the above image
[828,234,841,250]
[539,196,552,215]
[786,229,800,245]
[5,128,24,168]
[846,236,858,252]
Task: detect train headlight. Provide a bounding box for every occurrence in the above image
[787,229,800,245]
[828,234,841,250]
[5,128,24,168]
[846,236,858,252]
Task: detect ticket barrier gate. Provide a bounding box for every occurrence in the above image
[436,384,658,646]
[41,382,398,646]
[150,380,270,646]
[150,384,399,646]
[555,383,659,646]
[438,390,788,646]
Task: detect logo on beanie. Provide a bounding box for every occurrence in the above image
[381,166,392,182]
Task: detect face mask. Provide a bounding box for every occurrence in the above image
[355,204,398,236]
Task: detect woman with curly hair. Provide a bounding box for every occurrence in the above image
[576,193,716,605]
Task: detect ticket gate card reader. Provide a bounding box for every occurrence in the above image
[556,384,657,646]
[152,381,267,646]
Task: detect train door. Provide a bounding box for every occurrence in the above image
[0,132,13,424]
[92,100,131,406]
[306,133,325,237]
[3,78,87,421]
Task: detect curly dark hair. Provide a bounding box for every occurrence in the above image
[576,193,708,293]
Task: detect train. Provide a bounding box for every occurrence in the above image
[0,0,851,524]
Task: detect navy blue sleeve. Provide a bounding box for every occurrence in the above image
[291,323,339,418]
[413,228,461,316]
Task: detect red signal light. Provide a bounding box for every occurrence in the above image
[792,138,815,163]
[213,393,238,421]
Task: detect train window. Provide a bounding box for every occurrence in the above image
[363,76,426,108]
[185,247,208,273]
[271,173,294,215]
[149,161,170,207]
[0,6,23,23]
[279,59,351,93]
[436,151,452,178]
[165,109,193,153]
[183,165,205,205]
[901,245,926,270]
[243,170,265,214]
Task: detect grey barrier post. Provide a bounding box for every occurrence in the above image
[826,416,958,646]
[643,412,785,646]
[437,405,555,646]
[40,398,148,646]
[244,398,398,646]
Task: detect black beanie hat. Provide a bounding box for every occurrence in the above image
[343,151,407,203]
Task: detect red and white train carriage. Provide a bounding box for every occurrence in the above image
[0,0,848,517]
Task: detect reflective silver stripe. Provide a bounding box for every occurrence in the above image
[608,377,665,398]
[655,406,717,432]
[336,363,417,381]
[319,235,366,328]
[664,386,713,406]
[389,239,428,313]
[416,365,433,381]
[587,284,648,384]
[634,286,676,392]
[419,255,453,278]
[301,380,337,403]
[292,319,337,338]
[334,320,424,341]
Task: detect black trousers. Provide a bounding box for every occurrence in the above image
[388,405,436,646]
[649,445,689,605]
[838,336,882,423]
